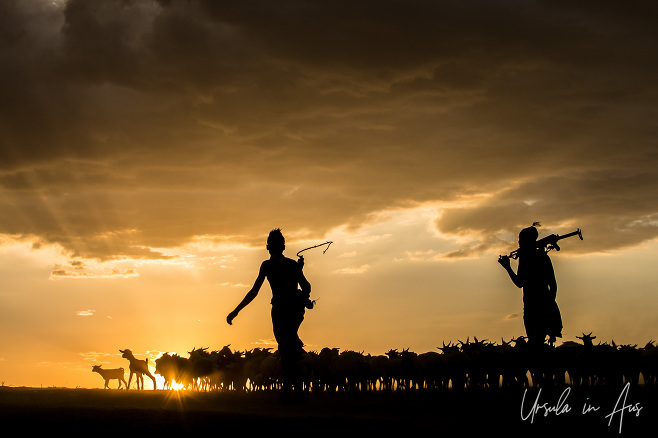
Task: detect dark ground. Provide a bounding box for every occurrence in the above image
[0,385,655,436]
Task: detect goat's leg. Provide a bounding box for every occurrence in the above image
[147,372,157,390]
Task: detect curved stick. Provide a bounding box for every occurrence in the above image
[297,241,333,257]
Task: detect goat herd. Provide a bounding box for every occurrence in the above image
[91,333,658,393]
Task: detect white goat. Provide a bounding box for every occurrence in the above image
[120,349,157,390]
[92,365,128,389]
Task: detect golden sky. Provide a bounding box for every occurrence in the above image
[1,0,657,388]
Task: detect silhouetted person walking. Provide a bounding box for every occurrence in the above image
[227,228,313,397]
[498,224,563,347]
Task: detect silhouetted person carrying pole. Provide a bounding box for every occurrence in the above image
[227,228,313,397]
[498,224,563,347]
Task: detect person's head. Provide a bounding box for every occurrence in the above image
[267,228,285,255]
[518,225,539,248]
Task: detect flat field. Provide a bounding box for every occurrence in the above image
[0,385,655,436]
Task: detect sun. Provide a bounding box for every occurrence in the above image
[155,374,186,391]
[170,381,185,391]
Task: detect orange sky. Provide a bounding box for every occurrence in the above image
[1,0,657,388]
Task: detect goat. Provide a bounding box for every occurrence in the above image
[618,343,642,386]
[412,351,443,391]
[329,350,369,392]
[92,365,127,389]
[115,334,658,393]
[641,341,658,386]
[368,354,391,391]
[459,337,492,389]
[120,349,157,390]
[258,352,282,391]
[156,353,192,390]
[315,347,339,391]
[211,345,247,391]
[243,348,276,391]
[437,342,469,390]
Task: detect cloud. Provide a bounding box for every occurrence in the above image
[1,0,657,260]
[346,234,393,246]
[334,264,370,275]
[220,282,249,288]
[50,266,138,280]
[252,338,277,348]
[435,170,658,256]
[79,351,116,362]
[69,260,86,269]
[394,249,436,262]
[439,235,511,260]
[36,361,77,370]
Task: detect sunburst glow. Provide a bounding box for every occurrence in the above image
[170,381,185,391]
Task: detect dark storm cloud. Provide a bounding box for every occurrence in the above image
[1,0,657,259]
[438,168,658,254]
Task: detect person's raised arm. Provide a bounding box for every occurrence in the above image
[498,255,523,289]
[227,262,266,325]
